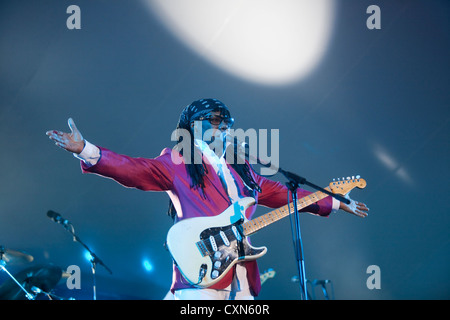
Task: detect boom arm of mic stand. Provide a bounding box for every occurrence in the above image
[63,224,113,275]
[234,140,351,205]
[73,234,113,275]
[72,232,113,275]
[279,168,351,205]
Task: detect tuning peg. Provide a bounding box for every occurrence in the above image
[347,176,350,180]
[352,176,355,179]
[356,175,360,179]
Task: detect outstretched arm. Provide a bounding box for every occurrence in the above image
[46,118,174,192]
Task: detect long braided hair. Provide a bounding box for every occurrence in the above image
[167,99,261,219]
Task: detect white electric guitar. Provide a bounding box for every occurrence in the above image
[166,176,366,288]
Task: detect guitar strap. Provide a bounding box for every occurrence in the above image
[236,228,245,257]
[195,139,243,204]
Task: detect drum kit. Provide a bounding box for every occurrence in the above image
[0,245,72,300]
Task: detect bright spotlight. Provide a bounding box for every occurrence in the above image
[143,0,336,85]
[143,259,154,272]
[84,251,93,262]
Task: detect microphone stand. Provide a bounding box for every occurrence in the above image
[61,222,113,300]
[278,168,350,300]
[285,179,308,300]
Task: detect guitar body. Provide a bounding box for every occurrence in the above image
[166,197,267,288]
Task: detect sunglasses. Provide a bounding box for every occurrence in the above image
[196,114,235,127]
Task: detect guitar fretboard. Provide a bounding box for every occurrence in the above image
[242,188,331,236]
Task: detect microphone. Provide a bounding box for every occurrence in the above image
[47,210,70,226]
[230,137,272,168]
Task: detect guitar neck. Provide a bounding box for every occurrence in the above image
[242,187,331,236]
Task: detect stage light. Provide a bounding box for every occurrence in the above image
[142,259,154,272]
[84,251,93,262]
[143,0,336,85]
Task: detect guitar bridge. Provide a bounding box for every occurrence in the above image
[196,240,210,257]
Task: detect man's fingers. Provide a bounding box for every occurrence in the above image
[353,200,369,211]
[358,210,368,217]
[51,135,64,143]
[46,130,63,137]
[46,131,65,143]
[357,202,369,212]
[68,118,78,134]
[55,141,65,149]
[356,207,369,217]
[352,210,365,218]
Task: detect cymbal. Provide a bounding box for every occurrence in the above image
[0,264,63,300]
[0,247,34,266]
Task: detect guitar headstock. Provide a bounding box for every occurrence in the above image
[260,268,276,285]
[329,175,367,195]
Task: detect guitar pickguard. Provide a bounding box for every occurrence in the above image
[197,219,265,280]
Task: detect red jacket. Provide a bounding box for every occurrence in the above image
[81,146,333,296]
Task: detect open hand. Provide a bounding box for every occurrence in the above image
[46,118,85,154]
[339,192,370,218]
